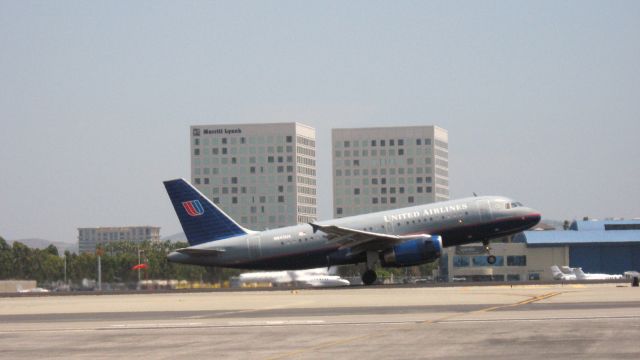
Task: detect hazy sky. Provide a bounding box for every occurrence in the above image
[1,1,639,244]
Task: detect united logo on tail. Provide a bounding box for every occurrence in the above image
[182,200,204,216]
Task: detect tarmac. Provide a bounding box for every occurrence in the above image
[1,284,639,359]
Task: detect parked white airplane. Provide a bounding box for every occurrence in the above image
[624,271,639,280]
[239,268,350,287]
[551,265,623,281]
[573,267,623,280]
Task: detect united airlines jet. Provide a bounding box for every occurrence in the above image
[164,179,541,285]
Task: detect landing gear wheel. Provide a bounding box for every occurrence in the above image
[362,270,377,285]
[487,255,497,265]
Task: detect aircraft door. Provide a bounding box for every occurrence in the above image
[247,235,262,259]
[384,221,394,235]
[478,200,492,222]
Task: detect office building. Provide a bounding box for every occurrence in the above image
[332,125,448,217]
[190,122,317,230]
[78,226,160,254]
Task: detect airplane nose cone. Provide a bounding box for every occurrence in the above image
[525,211,541,227]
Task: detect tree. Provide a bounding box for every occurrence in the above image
[0,236,12,279]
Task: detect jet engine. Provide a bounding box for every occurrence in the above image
[381,235,443,267]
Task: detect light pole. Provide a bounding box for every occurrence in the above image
[137,248,144,283]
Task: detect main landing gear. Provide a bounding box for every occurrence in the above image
[361,251,379,285]
[362,269,377,285]
[483,240,497,265]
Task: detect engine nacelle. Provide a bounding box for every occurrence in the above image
[381,235,443,267]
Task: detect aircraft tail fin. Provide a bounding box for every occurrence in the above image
[573,267,587,279]
[550,265,563,279]
[163,178,251,246]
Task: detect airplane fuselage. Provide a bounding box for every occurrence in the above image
[168,195,540,270]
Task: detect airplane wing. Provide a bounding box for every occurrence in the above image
[309,223,430,252]
[175,247,226,257]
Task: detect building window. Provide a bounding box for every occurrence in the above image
[507,274,520,281]
[507,256,527,266]
[416,139,421,145]
[389,139,395,146]
[232,197,238,204]
[354,188,360,195]
[398,149,404,155]
[344,141,350,147]
[528,273,540,281]
[472,256,504,266]
[286,135,293,143]
[371,140,376,147]
[278,195,284,203]
[380,140,385,146]
[194,149,200,155]
[453,256,469,267]
[337,207,343,215]
[372,198,378,204]
[408,196,414,203]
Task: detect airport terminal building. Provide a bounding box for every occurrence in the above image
[332,125,449,218]
[78,226,161,254]
[190,122,317,230]
[442,219,640,282]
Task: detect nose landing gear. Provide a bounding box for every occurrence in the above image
[483,240,497,265]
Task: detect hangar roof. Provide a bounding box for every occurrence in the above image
[569,219,640,231]
[523,229,640,247]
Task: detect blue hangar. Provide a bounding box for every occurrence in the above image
[524,219,640,275]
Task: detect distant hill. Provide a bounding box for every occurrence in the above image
[8,238,78,254]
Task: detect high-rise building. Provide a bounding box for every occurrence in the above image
[78,226,161,254]
[332,125,448,218]
[190,122,317,230]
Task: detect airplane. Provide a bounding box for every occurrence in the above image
[551,265,623,281]
[550,265,576,281]
[239,268,350,287]
[624,271,640,280]
[164,178,541,285]
[573,267,623,280]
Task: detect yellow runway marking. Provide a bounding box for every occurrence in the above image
[266,291,563,359]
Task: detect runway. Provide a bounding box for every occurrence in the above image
[1,284,640,359]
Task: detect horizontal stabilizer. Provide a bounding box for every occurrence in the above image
[175,247,226,256]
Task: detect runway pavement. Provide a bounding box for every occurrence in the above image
[1,284,639,359]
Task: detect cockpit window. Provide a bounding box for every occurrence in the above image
[509,202,524,208]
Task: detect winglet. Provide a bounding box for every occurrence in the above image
[309,223,320,233]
